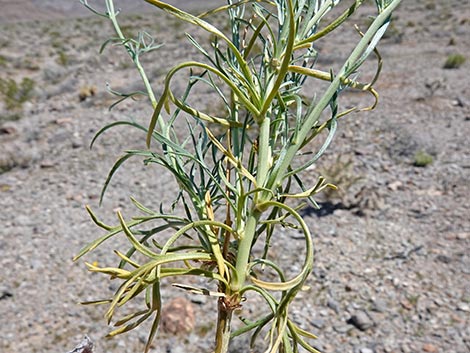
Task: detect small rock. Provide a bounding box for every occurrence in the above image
[333,324,354,334]
[310,318,325,329]
[436,254,452,264]
[0,126,17,136]
[371,299,388,313]
[451,97,464,107]
[0,290,13,300]
[347,311,374,331]
[401,343,412,353]
[312,341,326,352]
[66,336,93,353]
[422,343,438,352]
[400,299,414,310]
[161,297,195,335]
[40,160,55,168]
[72,139,83,149]
[327,298,340,314]
[457,303,470,313]
[54,118,73,125]
[360,348,374,353]
[387,180,403,191]
[43,64,67,83]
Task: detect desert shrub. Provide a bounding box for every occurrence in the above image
[0,55,7,67]
[0,113,21,124]
[320,156,363,203]
[78,85,97,102]
[56,50,69,66]
[75,1,403,352]
[0,77,35,110]
[413,150,433,167]
[443,53,466,69]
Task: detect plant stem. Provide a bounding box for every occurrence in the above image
[214,298,234,353]
[232,115,270,291]
[267,0,402,191]
[106,0,157,108]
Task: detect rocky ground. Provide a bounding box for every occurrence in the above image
[0,1,469,353]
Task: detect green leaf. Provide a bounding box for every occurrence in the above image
[113,309,151,327]
[145,281,162,353]
[73,218,142,261]
[172,283,225,297]
[99,153,134,205]
[90,120,147,149]
[117,211,160,259]
[85,205,113,231]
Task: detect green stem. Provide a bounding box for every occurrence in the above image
[268,0,402,191]
[106,0,158,109]
[232,210,261,292]
[214,299,234,353]
[232,111,272,291]
[256,116,271,190]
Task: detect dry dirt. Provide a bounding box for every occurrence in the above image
[0,1,469,353]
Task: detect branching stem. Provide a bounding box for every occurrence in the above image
[106,0,158,109]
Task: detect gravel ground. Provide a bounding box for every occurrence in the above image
[0,1,469,353]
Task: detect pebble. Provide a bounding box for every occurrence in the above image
[387,180,403,191]
[310,317,326,329]
[359,348,374,353]
[436,254,452,264]
[72,138,83,149]
[400,298,414,310]
[347,311,374,331]
[40,160,56,168]
[371,299,388,313]
[327,298,341,314]
[422,343,438,352]
[0,289,13,300]
[0,126,17,136]
[161,297,195,334]
[333,324,354,334]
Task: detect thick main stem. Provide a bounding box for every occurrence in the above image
[214,299,234,353]
[232,116,270,291]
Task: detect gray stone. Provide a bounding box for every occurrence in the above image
[327,298,341,314]
[42,64,68,84]
[310,317,325,329]
[334,324,354,334]
[436,254,452,264]
[371,299,388,313]
[71,138,83,149]
[359,349,374,353]
[347,311,374,331]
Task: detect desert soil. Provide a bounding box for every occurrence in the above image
[0,1,469,353]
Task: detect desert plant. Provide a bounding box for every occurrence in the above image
[78,85,97,102]
[57,50,69,66]
[75,1,402,352]
[320,155,363,204]
[0,55,7,67]
[0,77,35,111]
[413,150,433,167]
[443,53,466,69]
